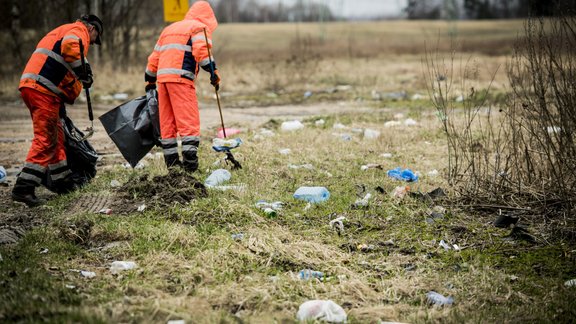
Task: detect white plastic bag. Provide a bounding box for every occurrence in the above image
[296,300,347,323]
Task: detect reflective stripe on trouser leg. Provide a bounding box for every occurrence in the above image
[18,162,46,185]
[49,159,72,182]
[181,136,199,171]
[160,137,180,167]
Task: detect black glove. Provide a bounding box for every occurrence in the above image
[82,75,93,89]
[210,69,220,91]
[74,63,93,89]
[145,82,156,92]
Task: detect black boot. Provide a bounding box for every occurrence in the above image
[12,178,45,207]
[183,152,198,173]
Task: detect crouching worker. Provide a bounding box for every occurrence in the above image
[13,14,103,207]
[144,0,220,173]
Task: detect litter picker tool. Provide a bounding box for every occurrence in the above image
[203,28,242,170]
[78,39,94,141]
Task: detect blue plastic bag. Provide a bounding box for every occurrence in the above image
[387,167,418,182]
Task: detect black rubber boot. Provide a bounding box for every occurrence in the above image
[12,178,45,207]
[183,152,198,173]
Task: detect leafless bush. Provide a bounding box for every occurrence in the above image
[426,15,576,214]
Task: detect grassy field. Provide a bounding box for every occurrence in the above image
[1,20,575,323]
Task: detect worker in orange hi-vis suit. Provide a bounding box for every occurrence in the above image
[145,0,220,173]
[13,14,103,207]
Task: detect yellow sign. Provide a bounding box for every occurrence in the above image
[163,0,188,22]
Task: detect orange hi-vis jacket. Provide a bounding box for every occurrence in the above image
[19,21,91,104]
[145,1,218,86]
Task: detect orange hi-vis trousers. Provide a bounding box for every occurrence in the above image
[157,82,200,169]
[19,88,71,185]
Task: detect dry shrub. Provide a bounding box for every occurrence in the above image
[427,15,576,216]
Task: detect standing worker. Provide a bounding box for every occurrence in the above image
[145,0,220,173]
[13,14,103,207]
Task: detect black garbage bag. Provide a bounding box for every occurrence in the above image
[98,89,160,168]
[43,115,99,193]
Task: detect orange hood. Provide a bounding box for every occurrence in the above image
[185,1,218,32]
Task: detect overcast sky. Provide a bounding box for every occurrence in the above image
[257,0,408,19]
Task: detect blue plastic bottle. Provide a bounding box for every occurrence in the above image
[293,186,330,203]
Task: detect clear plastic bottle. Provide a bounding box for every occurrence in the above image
[298,269,325,280]
[205,169,231,187]
[293,186,330,203]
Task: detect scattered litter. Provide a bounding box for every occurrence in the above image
[361,163,382,171]
[212,137,242,152]
[278,148,291,155]
[357,244,376,252]
[329,216,346,234]
[205,169,231,187]
[80,270,96,278]
[294,186,330,203]
[353,193,372,208]
[209,184,246,192]
[371,90,382,100]
[453,244,461,251]
[39,248,49,254]
[231,233,244,241]
[565,279,576,287]
[98,208,112,215]
[137,204,147,212]
[110,261,138,274]
[217,127,242,139]
[426,291,454,306]
[387,167,419,182]
[255,128,275,139]
[336,133,352,141]
[404,118,418,126]
[455,95,464,102]
[380,153,393,158]
[439,240,451,250]
[288,164,314,170]
[547,126,562,134]
[296,300,347,323]
[112,93,129,101]
[427,169,439,177]
[384,120,402,128]
[255,200,284,210]
[110,179,121,188]
[384,91,407,101]
[281,120,304,132]
[303,90,313,99]
[391,186,410,199]
[65,284,76,289]
[411,93,425,100]
[0,166,6,183]
[363,128,381,139]
[298,269,325,280]
[122,161,146,169]
[333,123,348,129]
[315,119,325,126]
[167,320,186,324]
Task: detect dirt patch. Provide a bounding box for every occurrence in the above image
[0,185,50,245]
[110,169,207,213]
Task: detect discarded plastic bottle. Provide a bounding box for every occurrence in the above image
[298,269,324,280]
[293,186,330,203]
[205,169,231,187]
[0,166,6,183]
[426,291,454,306]
[110,261,138,274]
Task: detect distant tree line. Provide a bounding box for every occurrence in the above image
[405,0,576,19]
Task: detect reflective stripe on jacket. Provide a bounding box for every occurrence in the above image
[19,21,91,104]
[145,1,218,85]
